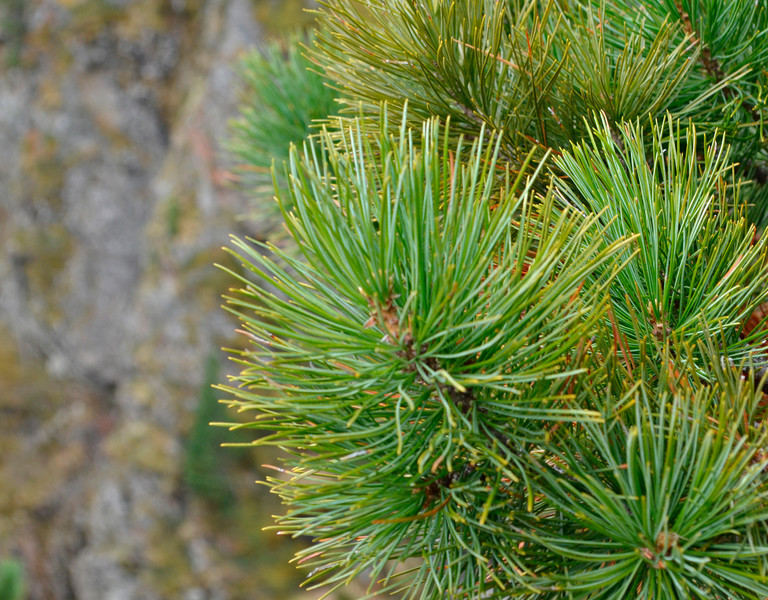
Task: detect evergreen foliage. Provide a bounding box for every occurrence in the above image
[0,559,24,600]
[221,1,768,598]
[184,352,235,507]
[229,33,340,202]
[555,115,768,364]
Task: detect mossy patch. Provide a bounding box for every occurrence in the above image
[144,518,199,596]
[67,0,124,40]
[0,324,98,529]
[165,192,201,243]
[251,0,316,37]
[113,0,168,39]
[19,129,65,209]
[104,421,179,476]
[181,247,238,302]
[10,224,75,327]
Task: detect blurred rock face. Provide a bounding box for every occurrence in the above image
[0,1,313,598]
[0,0,256,387]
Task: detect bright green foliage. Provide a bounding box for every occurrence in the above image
[0,559,24,600]
[555,115,768,365]
[521,364,768,599]
[555,10,695,129]
[221,111,632,595]
[229,33,340,200]
[222,1,768,598]
[313,0,567,167]
[311,0,768,216]
[583,0,768,223]
[554,0,768,141]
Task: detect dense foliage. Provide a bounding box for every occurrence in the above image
[223,1,768,598]
[229,32,339,202]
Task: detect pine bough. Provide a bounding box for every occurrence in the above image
[222,1,768,598]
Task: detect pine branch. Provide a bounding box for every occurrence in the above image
[223,2,768,598]
[220,108,634,598]
[672,0,762,123]
[520,381,768,599]
[311,0,568,170]
[228,33,340,200]
[554,114,768,369]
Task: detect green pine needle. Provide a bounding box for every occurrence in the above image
[220,107,633,597]
[554,113,768,369]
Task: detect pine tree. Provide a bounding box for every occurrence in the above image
[222,1,768,598]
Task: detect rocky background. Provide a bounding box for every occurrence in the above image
[0,0,366,598]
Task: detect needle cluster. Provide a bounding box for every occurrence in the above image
[222,2,768,598]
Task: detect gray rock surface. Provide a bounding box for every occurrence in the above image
[0,0,314,598]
